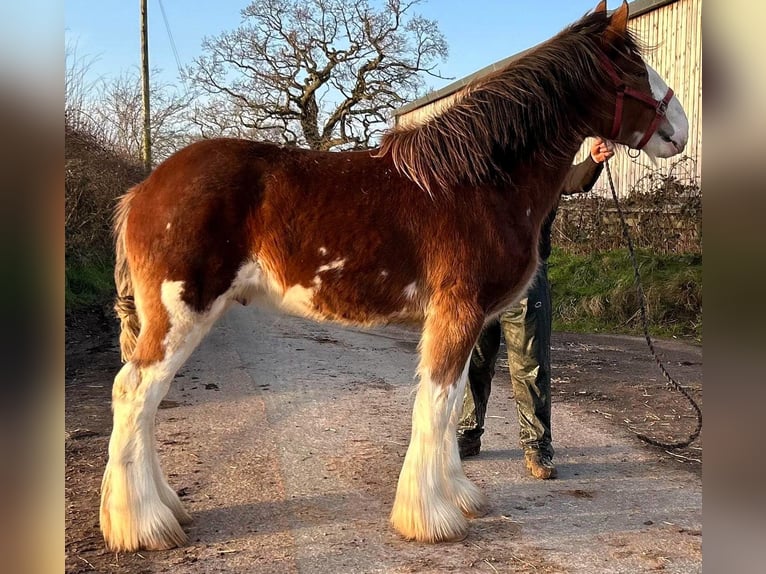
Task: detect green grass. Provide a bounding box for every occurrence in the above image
[65,254,115,312]
[549,248,702,342]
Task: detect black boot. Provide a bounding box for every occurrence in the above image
[458,433,482,459]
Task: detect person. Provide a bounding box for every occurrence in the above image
[457,138,614,479]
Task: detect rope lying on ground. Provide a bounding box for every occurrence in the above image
[604,161,702,449]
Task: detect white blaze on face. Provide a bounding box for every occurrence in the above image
[639,63,689,159]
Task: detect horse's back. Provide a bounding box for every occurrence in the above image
[120,139,428,321]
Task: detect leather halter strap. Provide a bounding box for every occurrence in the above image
[597,51,674,150]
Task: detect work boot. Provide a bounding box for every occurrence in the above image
[458,434,481,459]
[524,449,557,479]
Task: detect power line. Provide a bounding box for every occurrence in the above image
[157,0,188,93]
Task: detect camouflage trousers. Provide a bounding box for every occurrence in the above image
[458,262,553,456]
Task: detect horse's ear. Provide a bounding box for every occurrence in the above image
[603,0,629,46]
[594,1,607,14]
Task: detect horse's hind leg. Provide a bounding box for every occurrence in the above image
[151,428,192,525]
[100,280,228,552]
[390,300,489,542]
[100,358,185,552]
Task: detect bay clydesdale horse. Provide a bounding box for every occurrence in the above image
[101,1,688,551]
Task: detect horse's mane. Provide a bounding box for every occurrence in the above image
[378,11,643,194]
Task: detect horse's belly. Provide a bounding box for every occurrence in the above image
[229,258,423,325]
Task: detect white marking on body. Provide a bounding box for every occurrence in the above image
[318,246,327,256]
[228,260,275,306]
[160,280,232,366]
[223,259,323,318]
[526,207,531,217]
[316,258,346,273]
[281,283,319,315]
[403,282,418,301]
[165,222,171,231]
[380,270,389,278]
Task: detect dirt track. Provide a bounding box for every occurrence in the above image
[65,305,702,573]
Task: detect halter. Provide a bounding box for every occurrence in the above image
[598,51,674,150]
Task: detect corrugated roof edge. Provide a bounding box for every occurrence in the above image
[394,0,677,118]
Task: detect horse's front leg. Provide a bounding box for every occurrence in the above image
[390,299,489,542]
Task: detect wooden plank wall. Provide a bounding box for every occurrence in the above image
[397,0,702,195]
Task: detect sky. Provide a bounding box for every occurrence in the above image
[65,0,606,94]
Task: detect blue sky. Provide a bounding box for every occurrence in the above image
[65,0,604,93]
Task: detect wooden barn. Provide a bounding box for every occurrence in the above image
[394,0,702,196]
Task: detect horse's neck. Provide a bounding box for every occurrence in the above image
[506,141,583,224]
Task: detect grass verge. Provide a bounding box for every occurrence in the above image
[549,248,702,343]
[65,254,114,313]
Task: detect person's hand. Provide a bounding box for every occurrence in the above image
[590,137,614,163]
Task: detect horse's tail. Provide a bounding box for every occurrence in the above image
[113,188,140,363]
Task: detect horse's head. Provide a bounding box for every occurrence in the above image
[592,1,688,159]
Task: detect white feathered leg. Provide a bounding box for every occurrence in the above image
[390,369,469,541]
[100,281,227,551]
[390,303,487,542]
[100,361,187,551]
[443,360,489,518]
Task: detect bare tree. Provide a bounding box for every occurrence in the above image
[189,94,293,143]
[65,40,100,134]
[66,39,195,164]
[187,0,448,150]
[91,70,195,163]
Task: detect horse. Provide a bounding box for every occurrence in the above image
[100,0,688,551]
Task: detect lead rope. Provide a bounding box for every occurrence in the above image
[604,161,702,449]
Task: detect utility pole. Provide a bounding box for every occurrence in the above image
[140,0,152,172]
